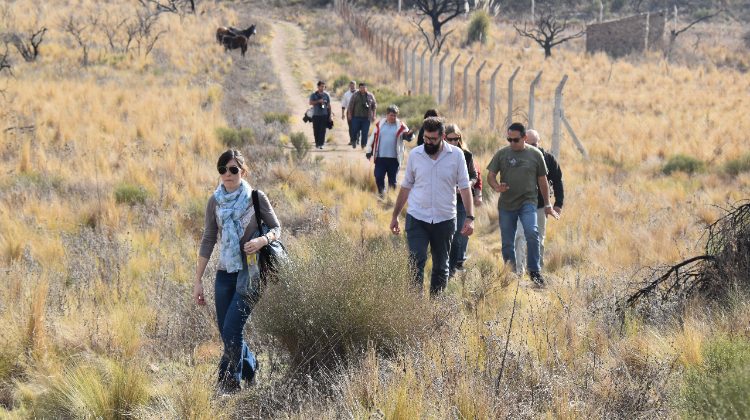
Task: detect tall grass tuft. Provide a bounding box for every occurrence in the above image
[723,152,750,176]
[467,11,490,44]
[677,336,750,419]
[289,131,310,161]
[254,232,433,369]
[215,127,255,147]
[114,182,149,206]
[662,154,705,175]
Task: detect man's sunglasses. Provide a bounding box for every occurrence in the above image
[507,137,523,143]
[218,165,240,175]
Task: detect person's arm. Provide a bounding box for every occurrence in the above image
[346,96,354,120]
[389,186,411,234]
[549,156,564,213]
[465,153,477,187]
[538,175,560,220]
[309,93,318,106]
[369,94,377,121]
[487,170,508,193]
[194,197,218,305]
[243,191,281,254]
[458,187,474,236]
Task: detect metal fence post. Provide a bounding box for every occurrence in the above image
[552,74,568,159]
[489,63,503,129]
[474,60,487,121]
[411,47,417,92]
[449,54,460,110]
[403,41,411,85]
[428,52,435,97]
[419,46,428,95]
[438,53,449,104]
[462,57,474,119]
[528,70,543,129]
[506,66,520,128]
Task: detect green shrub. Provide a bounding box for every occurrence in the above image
[467,128,502,157]
[114,183,149,206]
[677,336,750,419]
[662,154,705,175]
[371,88,437,121]
[467,11,490,44]
[332,74,351,92]
[215,127,255,147]
[289,131,310,161]
[724,153,750,176]
[254,232,433,369]
[263,112,291,126]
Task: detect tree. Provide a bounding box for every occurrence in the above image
[513,9,585,58]
[63,14,96,66]
[412,0,464,54]
[5,27,47,62]
[665,8,724,60]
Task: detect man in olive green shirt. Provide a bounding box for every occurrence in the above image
[487,122,559,286]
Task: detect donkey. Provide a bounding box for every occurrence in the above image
[220,34,248,57]
[215,24,256,43]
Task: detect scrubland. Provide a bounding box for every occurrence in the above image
[1,0,749,418]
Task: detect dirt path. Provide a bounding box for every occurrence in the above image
[269,20,364,164]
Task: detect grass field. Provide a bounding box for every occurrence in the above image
[1,0,749,418]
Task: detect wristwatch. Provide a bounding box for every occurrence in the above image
[466,215,475,221]
[544,204,553,209]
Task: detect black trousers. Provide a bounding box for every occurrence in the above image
[312,115,328,147]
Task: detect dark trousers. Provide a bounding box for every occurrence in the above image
[350,116,370,147]
[405,214,456,295]
[374,157,399,194]
[215,270,257,385]
[449,200,469,270]
[312,115,328,147]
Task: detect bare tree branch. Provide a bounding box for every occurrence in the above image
[514,10,584,59]
[413,0,463,54]
[665,8,724,60]
[0,44,12,75]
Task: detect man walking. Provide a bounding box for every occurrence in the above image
[308,80,332,150]
[390,117,475,295]
[514,129,564,272]
[341,80,356,122]
[365,104,413,198]
[346,82,377,149]
[486,122,559,286]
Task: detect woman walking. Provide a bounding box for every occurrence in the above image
[445,124,477,276]
[193,149,281,393]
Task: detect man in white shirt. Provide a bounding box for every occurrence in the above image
[390,117,475,295]
[340,80,356,121]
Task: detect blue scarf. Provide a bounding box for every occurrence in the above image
[213,179,251,273]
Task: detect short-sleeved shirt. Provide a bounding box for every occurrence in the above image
[486,145,548,211]
[402,143,471,223]
[377,121,399,158]
[309,91,331,117]
[341,90,355,109]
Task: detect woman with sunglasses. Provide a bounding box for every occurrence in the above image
[193,149,281,394]
[444,124,477,276]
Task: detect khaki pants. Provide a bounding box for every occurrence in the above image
[514,207,547,273]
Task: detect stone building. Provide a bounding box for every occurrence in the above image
[586,12,666,58]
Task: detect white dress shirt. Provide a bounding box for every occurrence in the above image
[401,142,470,223]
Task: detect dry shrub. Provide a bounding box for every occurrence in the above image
[253,232,433,370]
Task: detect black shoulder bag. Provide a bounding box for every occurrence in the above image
[251,190,288,289]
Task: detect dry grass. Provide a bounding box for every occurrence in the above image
[1,0,749,418]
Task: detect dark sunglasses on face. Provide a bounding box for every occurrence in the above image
[423,135,441,143]
[446,136,460,142]
[507,137,522,143]
[218,165,240,175]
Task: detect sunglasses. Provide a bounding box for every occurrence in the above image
[218,165,240,175]
[446,136,460,142]
[507,137,523,143]
[423,135,441,143]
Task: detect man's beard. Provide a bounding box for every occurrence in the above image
[424,142,440,155]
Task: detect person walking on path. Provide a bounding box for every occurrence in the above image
[514,129,564,273]
[309,80,332,149]
[365,104,413,198]
[346,82,377,149]
[193,149,282,394]
[444,124,477,277]
[340,80,356,122]
[487,123,558,286]
[390,117,475,296]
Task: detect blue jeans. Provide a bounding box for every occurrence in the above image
[350,116,370,147]
[374,157,399,193]
[499,203,541,272]
[449,199,468,270]
[406,213,455,295]
[215,270,258,385]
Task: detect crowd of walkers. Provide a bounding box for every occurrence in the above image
[193,80,564,395]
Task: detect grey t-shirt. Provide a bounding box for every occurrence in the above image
[309,91,331,117]
[377,121,399,158]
